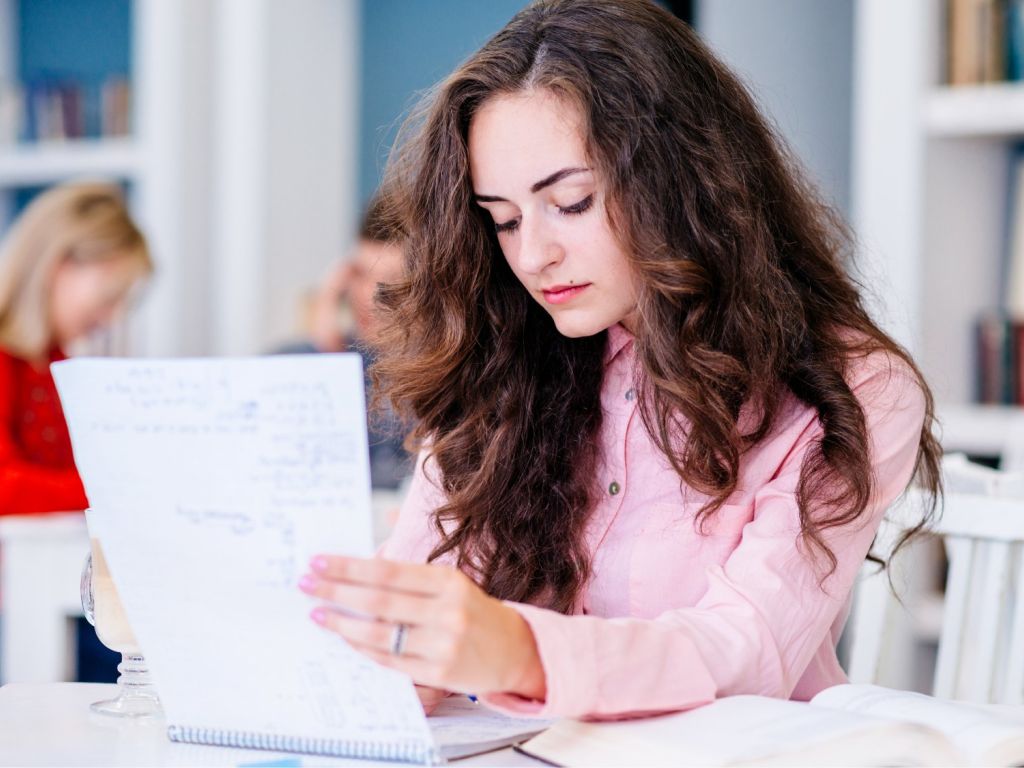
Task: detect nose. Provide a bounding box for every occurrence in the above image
[514,214,564,276]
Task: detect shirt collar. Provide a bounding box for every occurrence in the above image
[604,322,634,365]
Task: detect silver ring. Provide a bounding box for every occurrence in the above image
[390,622,409,656]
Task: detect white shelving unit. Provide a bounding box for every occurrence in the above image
[853,0,1024,692]
[854,0,1024,424]
[926,82,1024,137]
[0,138,141,187]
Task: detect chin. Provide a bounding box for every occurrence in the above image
[550,313,612,339]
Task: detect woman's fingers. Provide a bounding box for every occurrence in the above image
[311,605,458,663]
[310,555,455,596]
[301,575,431,624]
[416,685,450,715]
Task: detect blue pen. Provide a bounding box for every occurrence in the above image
[467,694,479,703]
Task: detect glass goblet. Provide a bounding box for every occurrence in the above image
[80,539,162,718]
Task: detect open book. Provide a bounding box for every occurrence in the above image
[54,356,548,764]
[518,684,1024,767]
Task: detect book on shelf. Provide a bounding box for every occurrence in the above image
[948,0,1024,84]
[1008,145,1024,315]
[0,81,23,146]
[0,75,132,145]
[973,313,1022,404]
[518,684,1024,767]
[980,147,1024,404]
[1011,0,1024,79]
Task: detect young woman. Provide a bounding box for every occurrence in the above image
[299,0,940,719]
[0,182,152,515]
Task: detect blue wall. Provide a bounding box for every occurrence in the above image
[358,0,528,206]
[18,0,131,82]
[17,0,131,140]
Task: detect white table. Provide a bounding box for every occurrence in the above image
[0,684,544,765]
[0,513,90,684]
[0,683,540,766]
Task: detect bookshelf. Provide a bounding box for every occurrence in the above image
[854,0,1024,417]
[852,0,1024,692]
[0,0,139,355]
[0,0,358,358]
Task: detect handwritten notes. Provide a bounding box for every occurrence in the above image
[54,355,431,753]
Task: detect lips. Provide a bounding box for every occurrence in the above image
[541,283,591,305]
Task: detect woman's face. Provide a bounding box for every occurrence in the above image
[468,90,638,338]
[49,255,146,347]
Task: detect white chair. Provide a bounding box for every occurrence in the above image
[846,454,1024,704]
[0,513,90,683]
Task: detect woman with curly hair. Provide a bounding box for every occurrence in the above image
[300,0,941,719]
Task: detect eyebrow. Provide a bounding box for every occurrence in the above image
[473,166,590,203]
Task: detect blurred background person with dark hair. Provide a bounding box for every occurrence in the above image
[278,199,409,491]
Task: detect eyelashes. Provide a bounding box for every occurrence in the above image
[494,194,594,235]
[559,194,594,216]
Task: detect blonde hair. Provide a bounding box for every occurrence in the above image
[0,182,152,359]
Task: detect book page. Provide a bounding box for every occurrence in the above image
[518,695,954,767]
[812,684,1024,765]
[55,356,432,756]
[428,695,552,759]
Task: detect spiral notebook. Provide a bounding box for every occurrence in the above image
[54,355,549,764]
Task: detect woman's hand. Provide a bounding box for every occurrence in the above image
[298,556,547,702]
[308,261,354,352]
[415,685,450,715]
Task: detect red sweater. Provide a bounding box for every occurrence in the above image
[0,348,88,515]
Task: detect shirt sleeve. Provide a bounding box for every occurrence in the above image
[0,357,88,515]
[481,356,928,720]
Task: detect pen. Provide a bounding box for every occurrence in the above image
[467,694,478,703]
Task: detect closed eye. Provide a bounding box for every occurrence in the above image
[559,194,593,216]
[493,194,594,236]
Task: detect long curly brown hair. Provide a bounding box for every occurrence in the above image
[372,0,941,613]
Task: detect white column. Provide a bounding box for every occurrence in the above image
[209,0,272,356]
[850,0,929,354]
[211,0,358,356]
[133,0,217,357]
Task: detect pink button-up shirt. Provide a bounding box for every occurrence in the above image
[379,323,926,720]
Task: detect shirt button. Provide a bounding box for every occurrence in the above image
[608,481,620,496]
[625,388,635,402]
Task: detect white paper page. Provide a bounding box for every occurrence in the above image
[533,695,897,766]
[55,356,432,757]
[427,695,552,758]
[812,684,1024,761]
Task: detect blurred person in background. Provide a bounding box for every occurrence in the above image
[279,198,410,490]
[0,182,152,515]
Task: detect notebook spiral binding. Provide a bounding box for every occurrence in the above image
[167,724,441,765]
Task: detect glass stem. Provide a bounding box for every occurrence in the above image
[117,653,157,699]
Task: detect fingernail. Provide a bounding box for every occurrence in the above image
[311,607,327,625]
[298,574,316,592]
[311,555,329,573]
